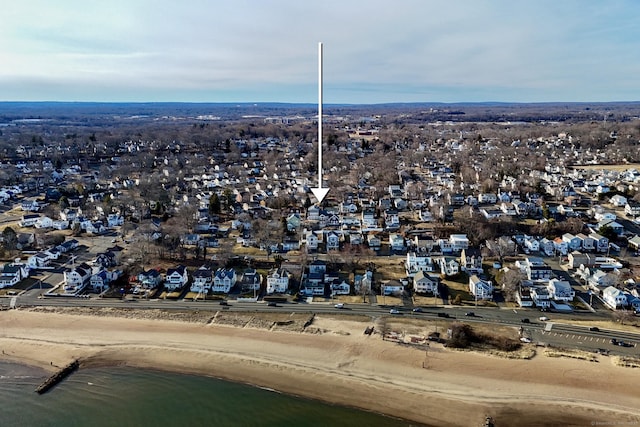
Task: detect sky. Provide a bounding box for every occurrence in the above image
[2,0,640,104]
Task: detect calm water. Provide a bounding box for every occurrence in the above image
[0,362,420,427]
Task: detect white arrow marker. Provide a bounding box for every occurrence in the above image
[311,42,330,203]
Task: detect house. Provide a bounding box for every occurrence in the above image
[90,269,119,293]
[382,279,404,296]
[610,194,628,207]
[19,214,40,227]
[414,235,438,253]
[361,207,378,229]
[389,233,405,253]
[325,231,340,251]
[597,220,624,236]
[239,268,261,294]
[460,247,483,274]
[165,265,188,291]
[212,268,236,293]
[625,201,640,217]
[449,234,469,252]
[547,279,575,302]
[589,232,609,253]
[576,233,595,252]
[57,239,79,253]
[516,284,534,307]
[438,257,460,276]
[521,257,552,282]
[530,285,551,309]
[469,275,493,300]
[628,235,640,252]
[413,271,439,296]
[478,193,497,204]
[553,237,568,256]
[367,233,382,251]
[405,252,435,276]
[286,213,302,232]
[266,268,290,294]
[27,252,51,268]
[354,270,373,295]
[0,263,29,288]
[539,238,555,256]
[34,216,53,229]
[190,265,213,293]
[523,236,540,252]
[95,251,117,268]
[63,263,93,293]
[304,230,319,251]
[21,199,41,212]
[602,286,627,310]
[330,280,351,296]
[107,214,124,227]
[138,269,162,289]
[562,233,582,252]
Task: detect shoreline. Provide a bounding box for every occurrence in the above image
[2,308,640,426]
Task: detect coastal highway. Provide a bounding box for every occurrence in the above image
[8,291,640,356]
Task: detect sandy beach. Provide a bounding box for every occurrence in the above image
[1,307,639,427]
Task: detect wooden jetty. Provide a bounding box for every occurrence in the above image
[35,360,79,394]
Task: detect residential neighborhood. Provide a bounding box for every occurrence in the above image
[0,103,639,326]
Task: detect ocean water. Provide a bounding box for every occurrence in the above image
[0,362,420,427]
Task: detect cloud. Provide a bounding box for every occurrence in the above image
[2,1,640,102]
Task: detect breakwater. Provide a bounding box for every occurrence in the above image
[35,360,79,394]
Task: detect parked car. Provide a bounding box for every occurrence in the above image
[519,337,532,343]
[539,316,549,321]
[589,326,600,332]
[334,303,345,309]
[465,312,475,317]
[267,301,277,307]
[389,308,400,315]
[437,312,450,318]
[412,307,423,313]
[521,318,530,323]
[219,300,229,306]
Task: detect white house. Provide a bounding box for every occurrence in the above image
[27,252,52,268]
[610,194,628,207]
[382,280,404,296]
[602,286,627,310]
[304,230,319,251]
[469,275,493,300]
[165,265,188,291]
[413,270,439,295]
[138,269,162,289]
[34,216,53,229]
[190,265,213,293]
[389,233,405,252]
[63,263,93,294]
[405,252,435,276]
[547,279,575,302]
[212,268,236,293]
[438,257,460,276]
[0,264,29,288]
[524,236,540,252]
[449,234,469,252]
[266,268,290,294]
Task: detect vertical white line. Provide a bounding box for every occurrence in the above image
[318,42,323,189]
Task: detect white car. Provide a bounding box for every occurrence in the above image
[539,316,549,321]
[520,337,532,343]
[389,308,400,315]
[334,303,344,309]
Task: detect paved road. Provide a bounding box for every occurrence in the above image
[9,292,640,357]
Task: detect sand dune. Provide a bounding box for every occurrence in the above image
[1,308,639,426]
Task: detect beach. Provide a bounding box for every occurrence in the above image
[1,307,639,427]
